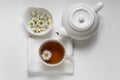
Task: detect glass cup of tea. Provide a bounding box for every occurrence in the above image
[39,39,65,67]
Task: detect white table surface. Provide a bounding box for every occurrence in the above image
[0,0,120,80]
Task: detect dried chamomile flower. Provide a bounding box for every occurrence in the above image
[28,20,34,28]
[33,29,37,33]
[37,20,44,27]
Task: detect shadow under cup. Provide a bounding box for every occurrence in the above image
[39,39,65,66]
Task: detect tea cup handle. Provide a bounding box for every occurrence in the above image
[64,38,73,61]
[56,26,68,37]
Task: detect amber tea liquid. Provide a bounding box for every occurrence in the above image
[40,41,64,64]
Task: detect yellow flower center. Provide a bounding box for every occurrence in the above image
[46,17,49,21]
[40,22,43,25]
[47,21,50,25]
[33,30,37,33]
[45,53,48,57]
[30,22,33,26]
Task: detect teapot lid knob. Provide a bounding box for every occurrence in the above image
[79,15,84,23]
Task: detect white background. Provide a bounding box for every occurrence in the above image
[0,0,120,80]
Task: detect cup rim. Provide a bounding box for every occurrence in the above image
[38,39,65,67]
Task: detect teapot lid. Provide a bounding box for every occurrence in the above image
[68,7,95,31]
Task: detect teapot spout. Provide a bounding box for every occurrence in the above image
[56,26,67,36]
[94,2,104,13]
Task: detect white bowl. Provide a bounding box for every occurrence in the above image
[24,7,53,36]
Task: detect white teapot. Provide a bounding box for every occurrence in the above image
[56,2,104,40]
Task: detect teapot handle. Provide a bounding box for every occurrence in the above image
[94,2,104,13]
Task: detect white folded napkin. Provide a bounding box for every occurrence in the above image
[27,37,74,75]
[27,26,74,76]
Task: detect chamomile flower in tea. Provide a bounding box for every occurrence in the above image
[41,50,52,61]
